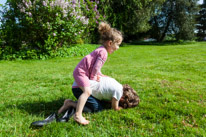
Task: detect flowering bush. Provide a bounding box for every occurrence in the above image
[0,0,102,59]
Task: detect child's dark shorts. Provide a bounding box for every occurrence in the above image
[72,88,105,113]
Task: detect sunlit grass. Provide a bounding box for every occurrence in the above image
[0,42,206,136]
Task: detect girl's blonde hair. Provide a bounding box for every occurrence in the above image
[119,84,140,109]
[98,22,123,44]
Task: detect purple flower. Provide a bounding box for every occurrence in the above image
[28,0,32,7]
[63,10,67,17]
[96,11,99,15]
[83,18,89,25]
[80,16,85,22]
[70,12,74,16]
[53,33,56,36]
[43,1,47,6]
[94,4,97,12]
[25,3,29,8]
[20,7,25,13]
[50,1,54,7]
[86,5,89,11]
[65,2,69,6]
[76,16,80,19]
[72,3,76,8]
[72,0,76,4]
[28,12,32,17]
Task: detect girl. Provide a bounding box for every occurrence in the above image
[73,22,123,125]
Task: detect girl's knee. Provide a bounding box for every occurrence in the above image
[80,87,92,96]
[85,90,91,96]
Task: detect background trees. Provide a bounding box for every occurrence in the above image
[98,0,165,41]
[149,0,199,42]
[197,3,206,41]
[0,0,204,60]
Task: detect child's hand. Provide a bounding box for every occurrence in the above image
[117,106,123,111]
[101,74,109,77]
[112,98,122,111]
[97,75,101,82]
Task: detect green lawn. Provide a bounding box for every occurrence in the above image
[0,42,206,136]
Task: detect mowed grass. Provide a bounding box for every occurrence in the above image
[0,42,206,136]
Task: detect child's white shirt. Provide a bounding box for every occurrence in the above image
[72,77,123,101]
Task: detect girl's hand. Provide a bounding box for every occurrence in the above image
[97,75,101,82]
[101,74,109,77]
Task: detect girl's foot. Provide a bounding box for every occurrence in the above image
[74,114,90,125]
[58,99,72,114]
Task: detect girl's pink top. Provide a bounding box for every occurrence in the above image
[73,46,108,88]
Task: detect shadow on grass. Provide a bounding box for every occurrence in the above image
[7,98,65,116]
[6,98,112,117]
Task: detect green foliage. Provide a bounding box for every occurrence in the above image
[0,0,102,59]
[98,0,165,41]
[196,3,206,41]
[0,44,97,60]
[174,0,199,40]
[0,43,206,136]
[149,0,199,41]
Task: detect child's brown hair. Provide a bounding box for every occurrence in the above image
[119,84,140,109]
[98,22,123,45]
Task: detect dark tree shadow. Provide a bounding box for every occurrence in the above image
[7,98,65,116]
[6,98,112,117]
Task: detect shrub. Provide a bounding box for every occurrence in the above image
[0,44,97,60]
[0,0,102,60]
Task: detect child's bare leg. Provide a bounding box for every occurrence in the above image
[74,87,91,125]
[58,99,77,114]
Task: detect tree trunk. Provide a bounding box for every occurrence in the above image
[159,12,173,42]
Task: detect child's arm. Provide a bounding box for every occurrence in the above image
[90,57,105,81]
[111,97,122,111]
[91,49,107,81]
[96,73,109,82]
[98,71,109,77]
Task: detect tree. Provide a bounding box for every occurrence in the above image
[174,0,199,40]
[196,3,206,41]
[98,0,165,41]
[149,0,175,41]
[149,0,199,41]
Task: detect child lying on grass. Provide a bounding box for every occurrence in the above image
[58,76,140,113]
[31,76,140,127]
